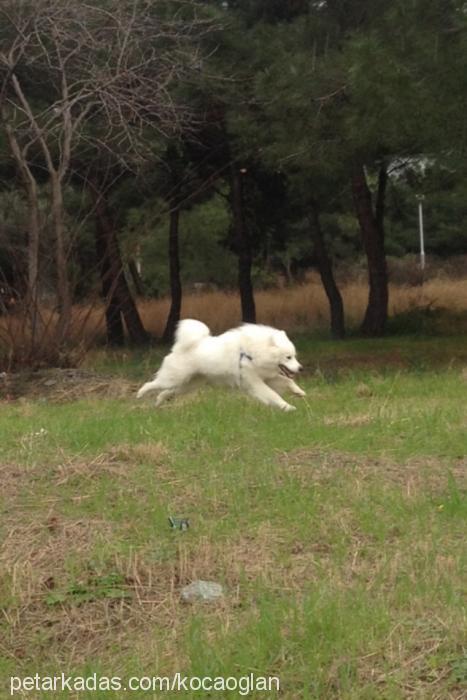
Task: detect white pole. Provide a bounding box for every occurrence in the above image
[135,243,142,275]
[418,198,425,271]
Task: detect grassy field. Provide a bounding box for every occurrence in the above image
[0,336,466,699]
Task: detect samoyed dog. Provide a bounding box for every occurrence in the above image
[137,319,305,411]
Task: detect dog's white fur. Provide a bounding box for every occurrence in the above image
[137,319,305,411]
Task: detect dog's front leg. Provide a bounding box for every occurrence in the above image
[287,379,306,396]
[267,376,306,397]
[242,375,296,411]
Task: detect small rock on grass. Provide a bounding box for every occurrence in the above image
[180,580,224,604]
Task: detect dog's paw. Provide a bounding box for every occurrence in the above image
[282,403,296,412]
[293,388,306,397]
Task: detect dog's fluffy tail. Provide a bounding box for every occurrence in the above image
[173,319,210,352]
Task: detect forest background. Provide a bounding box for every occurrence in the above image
[1,0,466,367]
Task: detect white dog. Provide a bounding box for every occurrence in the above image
[137,319,305,411]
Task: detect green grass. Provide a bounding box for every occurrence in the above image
[0,336,466,698]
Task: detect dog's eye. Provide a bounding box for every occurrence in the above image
[286,355,292,360]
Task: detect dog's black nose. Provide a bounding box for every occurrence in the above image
[298,364,303,372]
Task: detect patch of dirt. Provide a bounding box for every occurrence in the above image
[0,368,138,402]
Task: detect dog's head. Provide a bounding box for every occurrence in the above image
[270,330,302,378]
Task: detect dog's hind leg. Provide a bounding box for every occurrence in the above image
[241,374,296,411]
[154,377,203,408]
[137,354,192,400]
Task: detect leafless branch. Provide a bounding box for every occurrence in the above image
[0,0,220,346]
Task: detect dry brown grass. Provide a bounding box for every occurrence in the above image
[80,275,467,339]
[2,276,467,359]
[1,368,138,401]
[0,301,105,370]
[139,275,467,335]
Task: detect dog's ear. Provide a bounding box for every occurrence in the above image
[271,330,287,343]
[269,330,287,346]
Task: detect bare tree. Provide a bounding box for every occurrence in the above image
[0,0,214,348]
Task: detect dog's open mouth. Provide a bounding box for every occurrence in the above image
[279,364,296,379]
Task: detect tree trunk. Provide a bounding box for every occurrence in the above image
[90,183,149,345]
[351,163,388,336]
[26,183,40,303]
[3,121,43,346]
[309,202,345,339]
[163,207,182,343]
[230,165,256,323]
[26,181,42,346]
[51,174,72,343]
[94,211,125,347]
